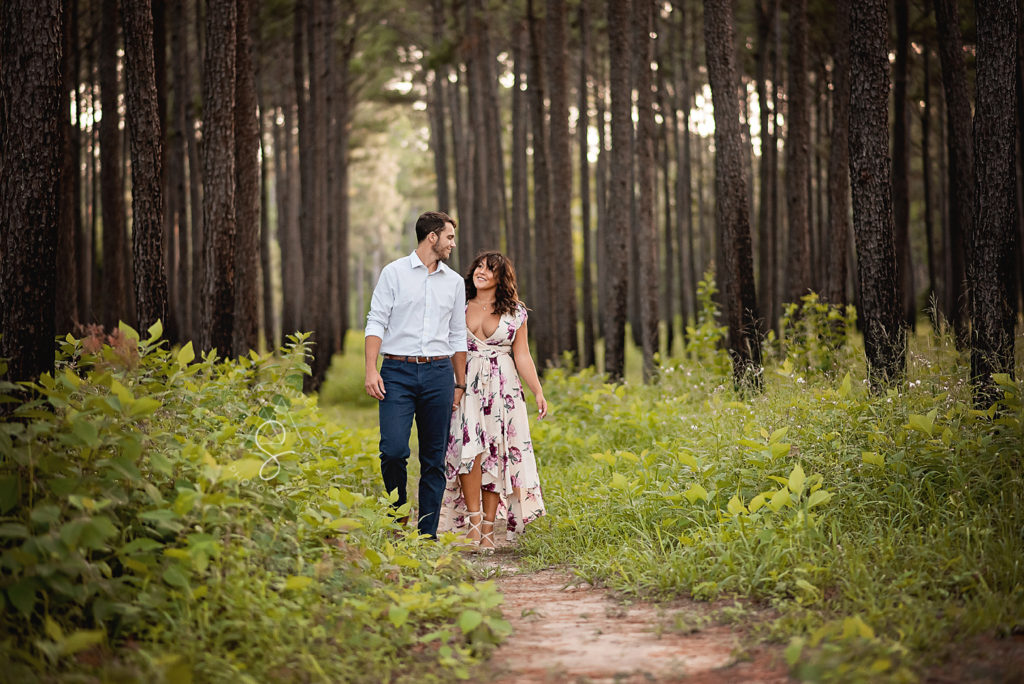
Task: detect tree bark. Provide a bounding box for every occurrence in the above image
[546,0,577,363]
[634,0,659,381]
[233,0,260,356]
[1,0,62,383]
[510,18,532,304]
[57,0,79,335]
[892,0,915,326]
[755,0,776,328]
[605,0,632,382]
[849,0,906,387]
[921,44,938,315]
[578,0,596,368]
[200,0,237,355]
[429,0,451,214]
[933,0,972,347]
[527,0,554,365]
[123,0,168,333]
[970,0,1019,401]
[188,0,204,343]
[167,0,190,341]
[826,0,852,306]
[99,0,130,329]
[784,0,811,303]
[704,0,763,389]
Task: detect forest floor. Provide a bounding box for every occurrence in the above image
[466,522,1024,684]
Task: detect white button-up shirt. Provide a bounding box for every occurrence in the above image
[364,251,468,356]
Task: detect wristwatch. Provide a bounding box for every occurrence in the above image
[455,383,467,390]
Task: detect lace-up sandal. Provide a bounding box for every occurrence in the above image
[479,520,496,553]
[465,511,483,546]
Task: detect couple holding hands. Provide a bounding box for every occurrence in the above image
[364,211,547,550]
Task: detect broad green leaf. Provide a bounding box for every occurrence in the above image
[748,493,768,513]
[806,490,833,509]
[118,321,140,342]
[162,564,190,589]
[458,609,483,633]
[7,578,38,615]
[71,417,99,447]
[676,451,697,468]
[177,342,195,368]
[61,629,105,655]
[727,494,747,516]
[79,516,118,550]
[283,575,314,591]
[0,522,29,538]
[120,538,162,555]
[146,320,163,342]
[838,373,852,399]
[769,442,791,459]
[769,426,789,444]
[609,472,629,490]
[784,637,805,666]
[768,488,791,512]
[907,409,937,437]
[788,464,806,495]
[684,483,709,504]
[842,615,875,639]
[45,615,63,641]
[862,451,885,467]
[0,475,19,514]
[388,605,409,628]
[328,517,363,532]
[223,458,264,481]
[128,397,161,418]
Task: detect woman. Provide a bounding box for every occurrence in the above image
[440,251,547,550]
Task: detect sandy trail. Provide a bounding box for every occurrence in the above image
[468,531,792,684]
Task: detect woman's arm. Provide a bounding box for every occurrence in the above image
[511,320,547,419]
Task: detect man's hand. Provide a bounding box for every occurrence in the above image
[365,369,386,400]
[452,387,465,411]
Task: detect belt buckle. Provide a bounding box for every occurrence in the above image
[415,355,426,364]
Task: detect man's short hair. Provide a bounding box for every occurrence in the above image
[415,211,456,242]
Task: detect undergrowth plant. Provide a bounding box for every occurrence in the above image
[0,323,507,683]
[521,308,1024,682]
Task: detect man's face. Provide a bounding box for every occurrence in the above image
[432,223,456,261]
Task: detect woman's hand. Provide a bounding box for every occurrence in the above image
[535,392,548,419]
[452,387,465,412]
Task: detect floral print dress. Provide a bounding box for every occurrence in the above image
[439,303,546,540]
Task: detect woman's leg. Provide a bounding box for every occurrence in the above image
[480,490,500,549]
[458,453,485,542]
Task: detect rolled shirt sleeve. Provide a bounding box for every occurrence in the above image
[448,278,468,353]
[364,266,394,340]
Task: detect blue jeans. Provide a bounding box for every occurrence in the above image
[378,357,454,537]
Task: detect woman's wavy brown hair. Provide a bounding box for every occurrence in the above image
[464,251,523,318]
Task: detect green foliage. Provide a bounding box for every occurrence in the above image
[0,323,507,682]
[778,292,858,374]
[683,270,731,377]
[522,309,1024,681]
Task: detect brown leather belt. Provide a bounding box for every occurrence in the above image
[382,353,449,364]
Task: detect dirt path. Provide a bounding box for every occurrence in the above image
[470,532,792,683]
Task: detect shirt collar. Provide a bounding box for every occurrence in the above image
[408,250,453,276]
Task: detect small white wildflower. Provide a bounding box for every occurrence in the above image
[796,376,806,384]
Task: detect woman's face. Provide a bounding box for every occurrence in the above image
[473,261,497,292]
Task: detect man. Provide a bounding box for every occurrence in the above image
[364,211,467,538]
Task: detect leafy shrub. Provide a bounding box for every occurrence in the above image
[522,313,1024,681]
[0,323,507,682]
[778,292,858,374]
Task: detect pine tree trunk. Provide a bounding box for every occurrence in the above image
[200,0,237,355]
[233,0,260,356]
[578,0,596,368]
[704,0,763,389]
[188,0,204,343]
[123,0,168,333]
[922,45,938,314]
[892,0,914,326]
[57,0,79,335]
[1,0,62,383]
[546,0,577,363]
[970,0,1019,401]
[933,0,972,347]
[510,19,531,301]
[167,0,189,341]
[784,0,811,303]
[826,0,851,306]
[849,0,906,388]
[99,0,130,329]
[429,0,450,214]
[755,0,776,328]
[634,0,659,381]
[527,0,554,365]
[605,0,632,382]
